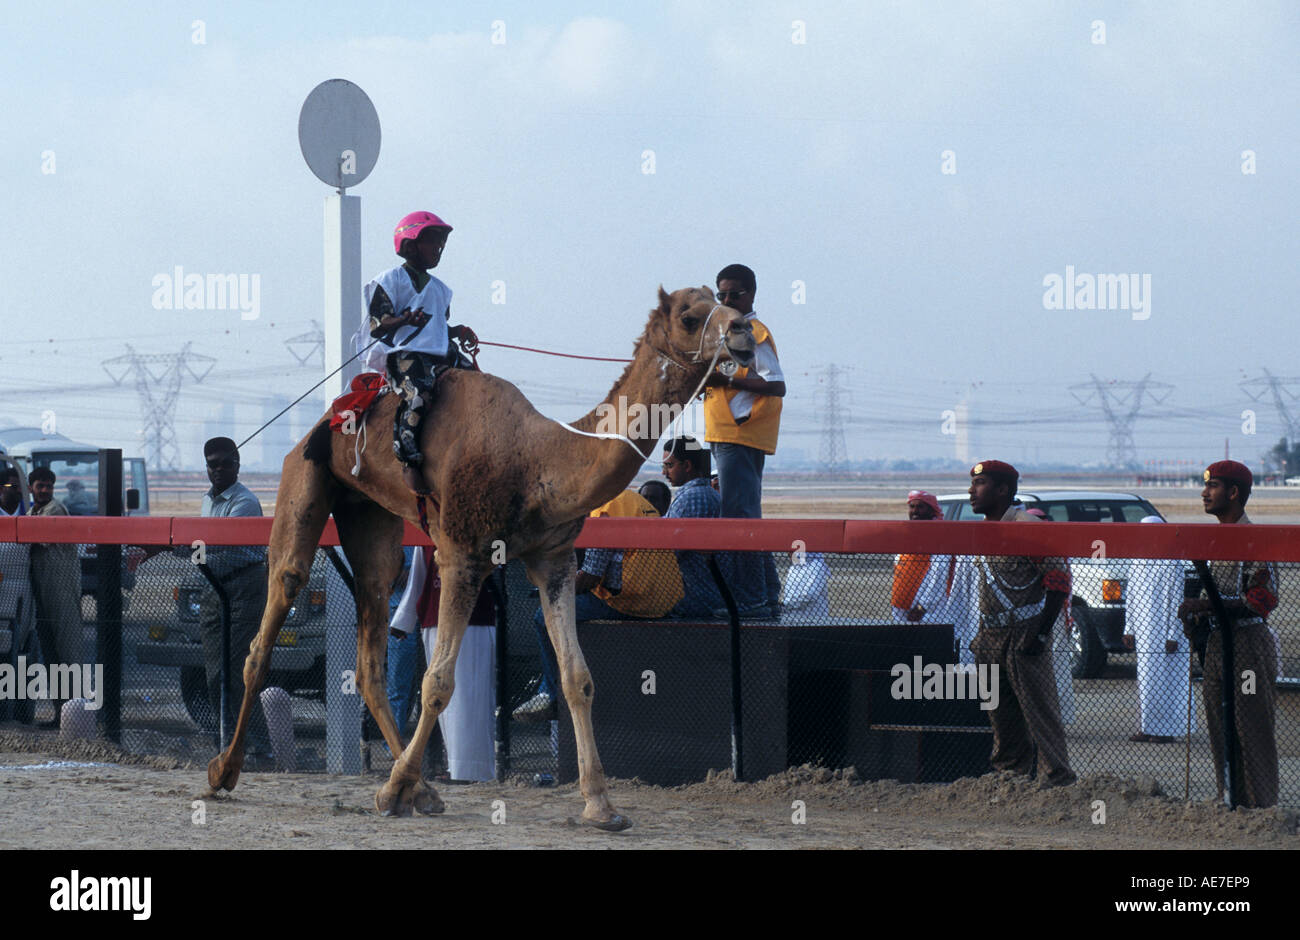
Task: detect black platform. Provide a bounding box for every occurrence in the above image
[557,620,991,786]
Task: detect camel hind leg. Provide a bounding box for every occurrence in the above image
[375,551,483,817]
[207,446,338,793]
[525,549,631,832]
[332,496,408,762]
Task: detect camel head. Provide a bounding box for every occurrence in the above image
[652,285,756,372]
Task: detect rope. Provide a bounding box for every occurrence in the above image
[479,340,633,363]
[238,318,718,453]
[236,340,379,451]
[550,327,725,461]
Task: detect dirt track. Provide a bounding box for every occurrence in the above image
[1,732,1294,850]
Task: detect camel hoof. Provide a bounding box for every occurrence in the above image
[375,781,412,817]
[375,778,443,817]
[207,752,242,792]
[584,813,633,832]
[412,781,445,816]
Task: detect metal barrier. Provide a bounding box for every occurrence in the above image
[0,514,1295,808]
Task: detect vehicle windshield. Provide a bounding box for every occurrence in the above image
[36,453,101,515]
[941,496,1164,522]
[1030,500,1162,522]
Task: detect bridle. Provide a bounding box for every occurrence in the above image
[648,303,730,375]
[554,302,739,460]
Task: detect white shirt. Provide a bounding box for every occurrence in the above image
[728,310,783,420]
[360,265,453,363]
[781,552,830,620]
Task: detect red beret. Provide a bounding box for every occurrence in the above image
[1204,460,1252,490]
[971,459,1019,482]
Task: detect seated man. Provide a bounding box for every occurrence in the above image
[637,479,671,518]
[63,479,96,515]
[661,435,729,619]
[515,487,681,721]
[780,549,831,623]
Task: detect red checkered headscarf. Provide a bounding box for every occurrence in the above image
[906,489,943,519]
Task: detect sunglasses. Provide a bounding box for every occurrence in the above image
[716,289,748,302]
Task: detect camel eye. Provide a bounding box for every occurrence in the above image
[681,315,699,331]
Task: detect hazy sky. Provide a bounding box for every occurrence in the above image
[3,1,1297,472]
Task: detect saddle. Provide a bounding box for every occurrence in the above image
[328,328,480,433]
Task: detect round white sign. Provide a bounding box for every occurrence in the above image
[298,79,381,189]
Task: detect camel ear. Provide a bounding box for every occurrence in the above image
[656,285,672,313]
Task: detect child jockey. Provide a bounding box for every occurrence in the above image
[363,210,477,494]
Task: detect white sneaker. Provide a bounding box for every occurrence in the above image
[512,692,556,722]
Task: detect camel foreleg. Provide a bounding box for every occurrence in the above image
[527,550,631,832]
[375,555,482,817]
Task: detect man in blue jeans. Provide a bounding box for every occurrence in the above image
[703,263,786,617]
[661,436,727,619]
[385,546,418,735]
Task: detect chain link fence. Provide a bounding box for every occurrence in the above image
[1,534,1296,809]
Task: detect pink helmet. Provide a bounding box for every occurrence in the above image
[393,211,452,254]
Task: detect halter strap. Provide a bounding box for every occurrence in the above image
[553,305,729,461]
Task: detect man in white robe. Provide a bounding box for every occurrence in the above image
[391,546,497,781]
[780,550,831,623]
[1127,516,1195,743]
[891,490,954,624]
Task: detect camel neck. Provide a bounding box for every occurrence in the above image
[565,339,711,500]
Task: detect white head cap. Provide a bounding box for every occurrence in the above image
[1140,515,1164,524]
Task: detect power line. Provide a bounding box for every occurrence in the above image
[815,364,850,471]
[1068,373,1174,470]
[102,344,216,472]
[1240,368,1300,446]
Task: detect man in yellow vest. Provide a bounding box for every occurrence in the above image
[703,263,786,618]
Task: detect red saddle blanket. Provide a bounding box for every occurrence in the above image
[329,372,386,431]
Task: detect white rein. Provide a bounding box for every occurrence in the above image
[552,304,729,461]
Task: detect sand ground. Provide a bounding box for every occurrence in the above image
[0,732,1295,850]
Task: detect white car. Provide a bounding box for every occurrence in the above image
[936,490,1184,678]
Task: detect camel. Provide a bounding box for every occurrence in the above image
[205,286,755,830]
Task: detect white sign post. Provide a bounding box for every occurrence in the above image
[298,79,381,774]
[299,78,381,401]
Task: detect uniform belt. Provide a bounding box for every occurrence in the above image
[983,600,1045,629]
[1224,615,1265,628]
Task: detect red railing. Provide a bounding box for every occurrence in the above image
[2,516,1298,562]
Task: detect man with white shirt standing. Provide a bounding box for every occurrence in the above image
[703,263,786,618]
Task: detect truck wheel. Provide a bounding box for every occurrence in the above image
[180,666,218,736]
[1070,605,1108,679]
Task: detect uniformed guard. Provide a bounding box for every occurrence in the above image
[967,460,1076,787]
[1177,460,1279,808]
